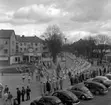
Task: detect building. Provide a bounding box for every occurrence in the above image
[16,35,44,63]
[0,29,16,65]
[0,29,50,65]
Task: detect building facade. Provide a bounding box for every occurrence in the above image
[0,29,50,65]
[0,30,16,65]
[16,35,44,63]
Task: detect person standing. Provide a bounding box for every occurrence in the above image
[8,91,13,105]
[26,86,31,101]
[59,77,63,90]
[46,80,51,95]
[21,87,25,102]
[4,85,9,94]
[16,88,21,105]
[3,92,8,105]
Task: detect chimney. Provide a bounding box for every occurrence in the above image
[22,35,25,37]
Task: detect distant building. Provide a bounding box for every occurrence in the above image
[0,29,50,65]
[16,35,44,63]
[0,30,16,65]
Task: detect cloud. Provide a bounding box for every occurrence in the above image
[70,0,108,22]
[12,4,66,24]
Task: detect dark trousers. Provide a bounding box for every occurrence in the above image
[17,98,21,105]
[26,94,30,100]
[22,95,25,101]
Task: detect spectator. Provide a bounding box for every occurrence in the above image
[16,88,21,105]
[70,75,74,85]
[3,92,8,105]
[59,77,63,90]
[4,85,9,94]
[21,87,25,102]
[46,80,51,95]
[8,91,13,105]
[26,86,31,101]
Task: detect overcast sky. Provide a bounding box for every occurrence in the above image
[0,0,111,42]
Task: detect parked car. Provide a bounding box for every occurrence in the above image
[30,96,64,105]
[92,76,111,88]
[105,73,111,80]
[67,83,93,100]
[84,80,108,95]
[52,90,80,105]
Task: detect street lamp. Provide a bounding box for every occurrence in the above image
[64,37,67,74]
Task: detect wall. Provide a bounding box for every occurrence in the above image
[10,32,16,56]
[0,38,10,56]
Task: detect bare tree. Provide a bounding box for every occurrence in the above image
[42,24,64,64]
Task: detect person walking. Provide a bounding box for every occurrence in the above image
[22,73,25,83]
[8,91,13,105]
[28,75,31,84]
[16,88,21,105]
[21,87,25,102]
[26,86,31,101]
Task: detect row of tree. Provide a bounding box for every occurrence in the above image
[41,24,111,65]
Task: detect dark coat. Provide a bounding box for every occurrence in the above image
[46,81,51,92]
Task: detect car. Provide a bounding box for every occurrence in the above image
[92,76,111,88]
[52,90,80,105]
[84,80,108,95]
[105,73,111,80]
[30,96,64,105]
[67,83,93,100]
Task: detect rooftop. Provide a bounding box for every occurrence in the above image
[0,29,15,38]
[16,35,44,44]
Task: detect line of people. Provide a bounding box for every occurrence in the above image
[68,65,111,86]
[2,85,31,105]
[14,86,31,105]
[40,76,64,96]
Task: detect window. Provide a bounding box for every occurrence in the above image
[4,41,8,45]
[35,43,37,46]
[20,48,22,51]
[12,41,14,45]
[24,43,26,46]
[35,48,38,51]
[12,49,14,53]
[20,43,22,46]
[4,49,8,54]
[15,57,17,62]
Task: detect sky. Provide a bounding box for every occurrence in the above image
[0,0,111,42]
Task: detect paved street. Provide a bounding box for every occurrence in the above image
[0,73,70,105]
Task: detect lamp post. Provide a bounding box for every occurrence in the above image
[64,38,67,74]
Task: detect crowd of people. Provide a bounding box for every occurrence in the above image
[68,65,111,86]
[1,53,111,105]
[2,85,31,105]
